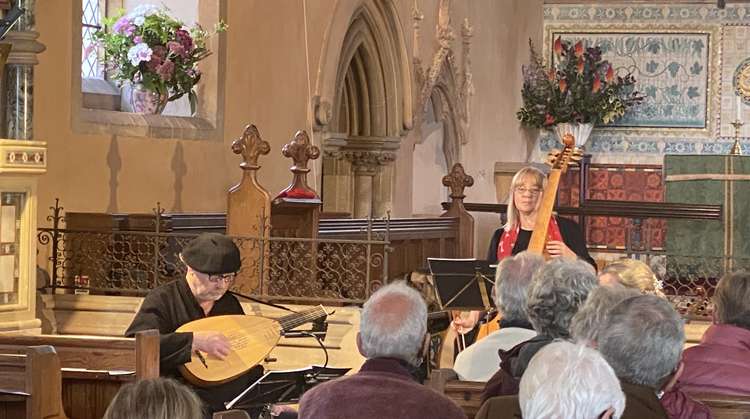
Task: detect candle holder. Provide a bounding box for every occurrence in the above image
[730,120,744,155]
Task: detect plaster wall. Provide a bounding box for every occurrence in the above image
[35,0,542,258]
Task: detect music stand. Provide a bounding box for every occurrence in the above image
[225,365,350,411]
[427,258,496,311]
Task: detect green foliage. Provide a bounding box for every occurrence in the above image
[91,5,226,114]
[517,38,644,129]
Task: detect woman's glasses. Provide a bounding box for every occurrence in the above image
[514,186,542,196]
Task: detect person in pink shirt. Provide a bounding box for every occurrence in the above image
[677,271,750,396]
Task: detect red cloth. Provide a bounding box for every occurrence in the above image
[676,324,750,396]
[497,217,562,261]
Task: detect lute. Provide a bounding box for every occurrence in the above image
[176,305,328,386]
[527,134,582,256]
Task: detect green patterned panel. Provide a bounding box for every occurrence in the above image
[730,156,750,260]
[665,155,726,258]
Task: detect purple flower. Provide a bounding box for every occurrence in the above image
[175,29,194,51]
[113,17,130,33]
[133,36,143,44]
[127,42,152,66]
[167,40,187,58]
[187,67,201,78]
[156,59,175,81]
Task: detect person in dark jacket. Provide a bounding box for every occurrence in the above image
[126,233,263,417]
[677,271,750,396]
[595,295,711,419]
[298,282,466,419]
[478,341,626,419]
[481,258,598,401]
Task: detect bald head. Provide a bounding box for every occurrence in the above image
[358,282,428,366]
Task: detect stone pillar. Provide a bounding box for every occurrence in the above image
[0,0,47,333]
[4,0,44,140]
[352,159,377,218]
[348,150,395,218]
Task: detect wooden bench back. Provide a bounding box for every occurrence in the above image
[693,392,750,419]
[427,369,484,418]
[428,369,750,419]
[0,345,68,419]
[0,330,159,379]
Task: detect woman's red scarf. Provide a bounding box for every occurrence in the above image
[497,216,562,260]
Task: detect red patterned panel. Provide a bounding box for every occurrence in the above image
[558,164,665,251]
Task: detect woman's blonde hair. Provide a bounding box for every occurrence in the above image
[601,258,665,297]
[504,166,547,231]
[103,378,204,419]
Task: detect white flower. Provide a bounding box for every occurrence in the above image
[128,4,160,18]
[127,43,153,66]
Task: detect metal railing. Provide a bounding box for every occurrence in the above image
[37,200,391,304]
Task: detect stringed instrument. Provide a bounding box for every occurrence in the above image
[176,305,328,386]
[527,133,582,257]
[471,135,580,342]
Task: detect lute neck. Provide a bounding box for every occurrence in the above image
[278,306,327,331]
[527,169,562,255]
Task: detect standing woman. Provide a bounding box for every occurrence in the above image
[451,166,596,340]
[487,166,595,268]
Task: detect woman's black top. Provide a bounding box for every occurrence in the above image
[486,216,596,269]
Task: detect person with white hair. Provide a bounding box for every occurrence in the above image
[453,252,542,381]
[475,340,626,419]
[298,281,466,419]
[482,258,598,400]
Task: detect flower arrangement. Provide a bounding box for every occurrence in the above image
[92,5,226,113]
[517,38,644,129]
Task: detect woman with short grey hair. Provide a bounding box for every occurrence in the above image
[570,284,640,346]
[482,258,598,400]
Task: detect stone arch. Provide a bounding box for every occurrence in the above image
[318,0,412,218]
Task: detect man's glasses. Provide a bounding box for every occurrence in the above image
[206,272,237,283]
[514,186,542,195]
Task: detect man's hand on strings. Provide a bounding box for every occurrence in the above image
[192,331,231,359]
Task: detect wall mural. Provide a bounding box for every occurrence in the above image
[553,32,710,129]
[540,3,750,161]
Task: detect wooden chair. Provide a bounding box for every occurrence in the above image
[0,330,159,419]
[0,345,68,419]
[692,392,750,419]
[426,369,485,419]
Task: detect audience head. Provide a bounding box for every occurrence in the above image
[505,166,547,229]
[713,271,750,330]
[358,281,428,366]
[526,258,598,338]
[600,258,665,297]
[597,295,685,390]
[494,252,545,323]
[519,341,626,419]
[103,378,203,419]
[570,284,641,346]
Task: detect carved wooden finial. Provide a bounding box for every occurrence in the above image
[442,163,474,199]
[282,130,320,172]
[276,130,321,200]
[231,124,270,169]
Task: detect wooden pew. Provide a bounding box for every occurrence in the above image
[693,393,750,419]
[428,368,750,419]
[426,369,484,419]
[0,330,159,419]
[0,345,68,419]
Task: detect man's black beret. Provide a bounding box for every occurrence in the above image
[181,233,241,275]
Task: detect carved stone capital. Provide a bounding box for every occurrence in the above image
[4,30,45,66]
[231,124,270,170]
[442,163,473,199]
[338,150,396,175]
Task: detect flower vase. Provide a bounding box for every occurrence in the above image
[553,123,594,149]
[130,83,168,114]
